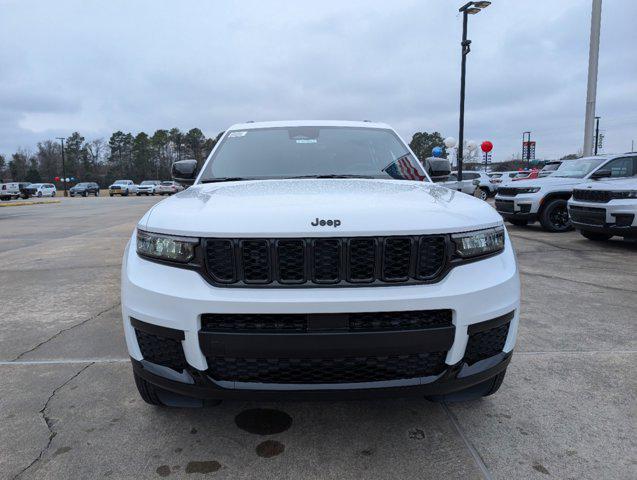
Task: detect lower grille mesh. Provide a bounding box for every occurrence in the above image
[464,323,510,365]
[201,310,452,333]
[207,352,447,384]
[135,329,186,371]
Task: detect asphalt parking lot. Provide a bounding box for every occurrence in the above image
[1,196,635,480]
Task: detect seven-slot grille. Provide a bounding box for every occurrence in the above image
[568,205,606,226]
[572,189,611,203]
[203,236,448,287]
[497,187,520,197]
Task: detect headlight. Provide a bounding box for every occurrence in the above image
[610,190,637,199]
[452,226,505,258]
[516,187,541,194]
[136,229,197,263]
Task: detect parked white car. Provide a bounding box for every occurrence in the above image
[453,171,497,200]
[438,173,478,196]
[122,120,520,407]
[488,171,521,191]
[109,180,138,196]
[23,183,57,198]
[137,180,161,196]
[539,161,562,177]
[568,176,637,241]
[495,154,637,232]
[156,181,184,195]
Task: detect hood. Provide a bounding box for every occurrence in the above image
[574,177,637,191]
[502,176,586,189]
[140,179,503,237]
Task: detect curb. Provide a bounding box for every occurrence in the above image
[0,200,61,208]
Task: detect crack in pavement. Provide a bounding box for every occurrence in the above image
[10,303,120,362]
[519,270,636,294]
[11,362,94,480]
[442,402,493,480]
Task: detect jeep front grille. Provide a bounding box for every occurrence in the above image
[203,236,448,287]
[572,189,611,203]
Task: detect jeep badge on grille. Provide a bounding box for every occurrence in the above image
[311,218,341,227]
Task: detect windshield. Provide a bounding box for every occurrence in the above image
[542,163,560,171]
[76,183,89,187]
[553,158,605,178]
[161,181,173,185]
[114,180,128,184]
[199,127,426,182]
[141,181,156,185]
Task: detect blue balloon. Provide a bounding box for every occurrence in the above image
[432,147,443,157]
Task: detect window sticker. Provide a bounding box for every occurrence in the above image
[295,138,317,144]
[228,131,247,138]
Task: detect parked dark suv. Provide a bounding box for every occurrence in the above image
[70,182,100,197]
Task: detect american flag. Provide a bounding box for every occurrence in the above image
[382,155,425,181]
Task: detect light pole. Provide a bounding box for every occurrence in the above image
[583,0,602,156]
[56,137,68,197]
[522,131,531,169]
[457,1,491,182]
[594,116,600,155]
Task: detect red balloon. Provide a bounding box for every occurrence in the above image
[481,141,493,153]
[54,176,60,181]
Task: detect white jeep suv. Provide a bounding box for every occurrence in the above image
[122,121,520,406]
[568,176,637,241]
[495,154,637,232]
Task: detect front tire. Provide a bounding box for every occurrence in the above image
[476,188,489,201]
[539,198,572,232]
[580,230,613,241]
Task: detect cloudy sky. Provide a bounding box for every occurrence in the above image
[1,0,635,161]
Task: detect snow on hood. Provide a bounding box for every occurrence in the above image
[139,179,503,237]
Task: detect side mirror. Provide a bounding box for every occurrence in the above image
[590,169,611,180]
[172,159,198,185]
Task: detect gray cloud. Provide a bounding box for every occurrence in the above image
[0,0,635,161]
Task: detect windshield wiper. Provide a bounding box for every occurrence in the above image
[285,174,376,179]
[200,177,255,183]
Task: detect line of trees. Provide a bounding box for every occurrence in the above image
[1,128,571,185]
[0,128,222,186]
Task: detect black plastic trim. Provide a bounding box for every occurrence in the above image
[467,311,515,335]
[199,327,454,359]
[130,352,512,400]
[130,318,185,341]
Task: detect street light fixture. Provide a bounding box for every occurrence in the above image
[456,1,490,182]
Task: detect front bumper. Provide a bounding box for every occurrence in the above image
[131,351,512,400]
[495,194,541,221]
[122,231,520,397]
[568,199,637,237]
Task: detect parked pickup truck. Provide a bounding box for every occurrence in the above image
[123,120,520,407]
[109,180,138,196]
